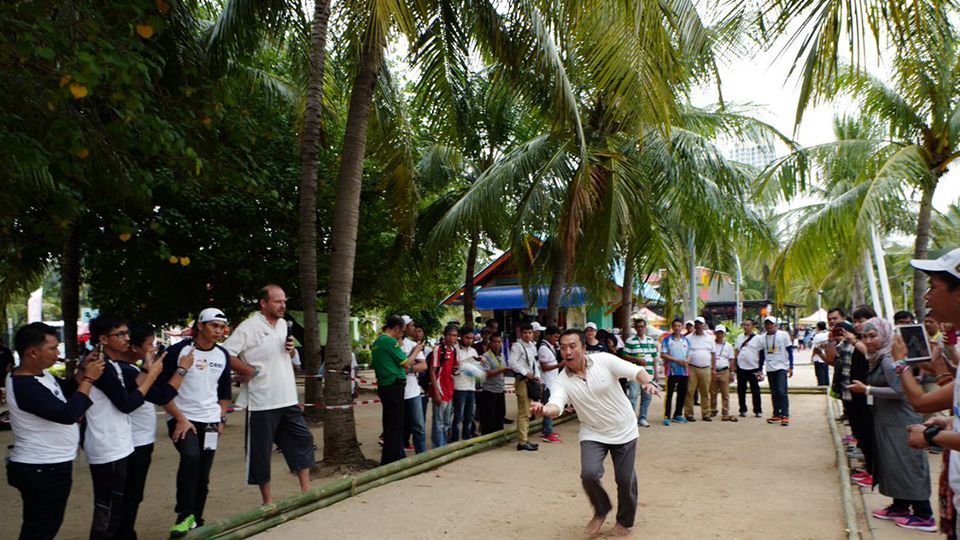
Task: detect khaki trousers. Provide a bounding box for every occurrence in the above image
[684,366,712,419]
[515,378,530,444]
[709,369,731,416]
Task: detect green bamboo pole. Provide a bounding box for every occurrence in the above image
[200,413,576,539]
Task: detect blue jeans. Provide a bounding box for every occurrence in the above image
[451,390,476,441]
[404,396,426,454]
[767,369,789,417]
[432,401,453,448]
[542,387,554,436]
[627,380,652,423]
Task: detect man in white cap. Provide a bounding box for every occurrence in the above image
[160,308,234,536]
[531,321,545,343]
[584,322,607,353]
[761,316,794,426]
[709,325,737,422]
[400,316,428,453]
[684,317,715,421]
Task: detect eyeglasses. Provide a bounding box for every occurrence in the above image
[108,331,130,338]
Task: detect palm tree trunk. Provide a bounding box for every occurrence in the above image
[912,182,935,319]
[463,229,479,327]
[852,267,865,308]
[299,0,331,423]
[618,254,634,331]
[322,34,384,466]
[545,250,568,326]
[61,224,80,364]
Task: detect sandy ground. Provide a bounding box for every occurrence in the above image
[256,392,844,540]
[0,353,841,539]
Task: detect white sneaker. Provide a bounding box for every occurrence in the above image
[638,418,650,428]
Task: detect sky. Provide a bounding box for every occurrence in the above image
[692,32,960,223]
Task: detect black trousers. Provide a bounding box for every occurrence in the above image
[377,380,406,465]
[665,375,688,419]
[117,443,153,539]
[846,397,876,472]
[477,390,506,434]
[814,362,831,386]
[737,368,763,414]
[7,460,73,540]
[167,420,217,522]
[89,457,128,540]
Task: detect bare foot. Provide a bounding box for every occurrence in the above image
[585,515,605,536]
[611,523,632,536]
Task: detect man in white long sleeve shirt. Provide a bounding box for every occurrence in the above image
[509,323,540,451]
[532,329,660,537]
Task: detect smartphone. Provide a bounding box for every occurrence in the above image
[831,326,844,337]
[896,324,933,363]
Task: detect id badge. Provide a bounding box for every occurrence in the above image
[866,394,874,406]
[204,423,219,451]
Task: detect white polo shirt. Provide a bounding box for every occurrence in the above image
[761,330,793,371]
[402,338,426,400]
[223,312,298,411]
[547,353,643,445]
[454,344,479,391]
[714,341,734,370]
[735,333,762,370]
[686,333,714,368]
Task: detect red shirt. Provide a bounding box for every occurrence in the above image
[430,344,457,402]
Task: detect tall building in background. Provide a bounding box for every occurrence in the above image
[724,142,777,169]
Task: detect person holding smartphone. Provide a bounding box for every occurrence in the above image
[158,309,233,537]
[6,323,105,540]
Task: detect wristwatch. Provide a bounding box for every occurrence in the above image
[176,366,189,376]
[924,424,943,448]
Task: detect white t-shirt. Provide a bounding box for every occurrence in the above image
[223,313,299,411]
[6,372,86,464]
[714,342,734,370]
[401,338,425,400]
[509,340,539,379]
[761,330,793,371]
[537,343,560,391]
[686,333,714,368]
[950,361,960,508]
[117,362,158,447]
[84,360,135,465]
[735,333,762,370]
[169,342,231,423]
[454,344,479,391]
[547,353,642,445]
[811,331,829,362]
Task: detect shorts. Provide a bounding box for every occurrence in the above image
[247,405,315,485]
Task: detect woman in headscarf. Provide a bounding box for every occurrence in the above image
[848,317,935,532]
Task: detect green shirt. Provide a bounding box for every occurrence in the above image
[371,334,407,385]
[623,334,658,376]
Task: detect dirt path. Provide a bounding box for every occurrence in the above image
[255,394,844,540]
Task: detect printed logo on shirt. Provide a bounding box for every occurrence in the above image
[196,358,208,371]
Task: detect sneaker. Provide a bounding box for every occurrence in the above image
[541,433,562,443]
[850,470,869,480]
[766,416,782,424]
[639,418,650,428]
[894,515,937,532]
[663,418,671,426]
[873,507,911,521]
[170,515,196,538]
[739,412,747,418]
[842,435,858,445]
[755,412,762,418]
[404,444,414,451]
[780,416,790,426]
[672,416,688,424]
[855,474,873,488]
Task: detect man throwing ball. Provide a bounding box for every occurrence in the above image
[532,329,660,537]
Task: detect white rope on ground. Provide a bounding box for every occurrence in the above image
[825,392,865,540]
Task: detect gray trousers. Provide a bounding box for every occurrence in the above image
[580,438,638,527]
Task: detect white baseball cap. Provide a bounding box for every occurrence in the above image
[684,320,694,326]
[198,308,228,324]
[763,316,777,324]
[694,316,706,324]
[714,324,727,333]
[401,315,414,328]
[585,322,598,330]
[911,248,960,280]
[531,322,545,332]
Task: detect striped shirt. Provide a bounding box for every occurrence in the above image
[623,334,658,377]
